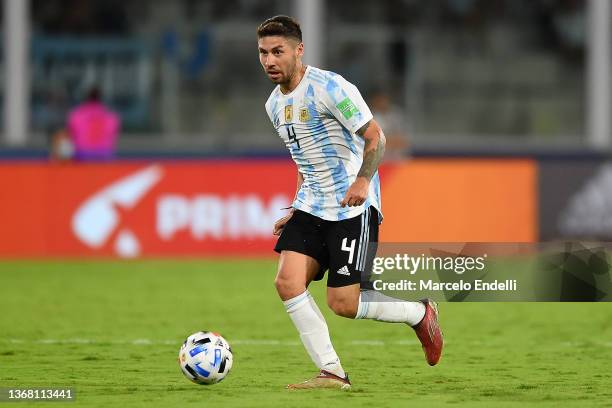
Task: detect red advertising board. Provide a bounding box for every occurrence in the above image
[0,161,296,257]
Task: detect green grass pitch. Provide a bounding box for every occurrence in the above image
[1,260,611,407]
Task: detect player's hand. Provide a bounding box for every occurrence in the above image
[340,177,369,207]
[273,211,294,236]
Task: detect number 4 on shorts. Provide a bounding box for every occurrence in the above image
[341,238,356,264]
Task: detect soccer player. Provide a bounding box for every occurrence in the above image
[258,15,443,390]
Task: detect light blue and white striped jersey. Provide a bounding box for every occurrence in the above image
[265,65,382,222]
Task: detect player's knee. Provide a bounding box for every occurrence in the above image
[274,274,304,300]
[327,296,358,318]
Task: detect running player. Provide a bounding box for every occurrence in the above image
[257,15,443,390]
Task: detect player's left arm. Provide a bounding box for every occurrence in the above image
[340,119,386,207]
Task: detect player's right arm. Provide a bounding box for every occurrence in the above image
[341,119,386,207]
[273,170,303,235]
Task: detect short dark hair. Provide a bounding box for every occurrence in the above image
[257,15,302,42]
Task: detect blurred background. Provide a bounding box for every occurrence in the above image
[0,0,611,258]
[1,0,609,154]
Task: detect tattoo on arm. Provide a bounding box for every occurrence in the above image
[358,138,385,180]
[356,120,385,180]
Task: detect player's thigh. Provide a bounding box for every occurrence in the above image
[274,210,328,300]
[326,283,360,318]
[275,250,321,301]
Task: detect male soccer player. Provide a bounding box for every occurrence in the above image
[258,15,443,390]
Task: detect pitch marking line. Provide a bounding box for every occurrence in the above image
[3,339,612,347]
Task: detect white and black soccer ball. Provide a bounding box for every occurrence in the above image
[178,331,233,385]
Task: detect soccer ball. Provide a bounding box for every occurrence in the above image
[178,331,233,385]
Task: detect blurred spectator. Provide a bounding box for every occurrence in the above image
[42,87,72,162]
[67,87,121,161]
[368,89,410,161]
[50,129,74,162]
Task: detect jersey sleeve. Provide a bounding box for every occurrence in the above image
[321,76,373,134]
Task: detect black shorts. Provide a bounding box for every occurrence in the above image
[274,206,379,288]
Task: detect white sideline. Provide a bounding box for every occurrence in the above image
[3,338,612,347]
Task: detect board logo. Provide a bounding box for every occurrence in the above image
[72,165,163,258]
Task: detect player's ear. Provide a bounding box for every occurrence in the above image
[296,42,304,57]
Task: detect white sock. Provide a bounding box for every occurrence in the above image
[283,290,346,378]
[355,290,426,326]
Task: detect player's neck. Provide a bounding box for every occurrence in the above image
[280,64,307,95]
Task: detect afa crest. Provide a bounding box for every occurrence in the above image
[299,107,311,122]
[284,105,293,123]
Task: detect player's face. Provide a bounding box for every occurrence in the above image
[258,36,303,85]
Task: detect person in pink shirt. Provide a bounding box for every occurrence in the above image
[67,87,120,161]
